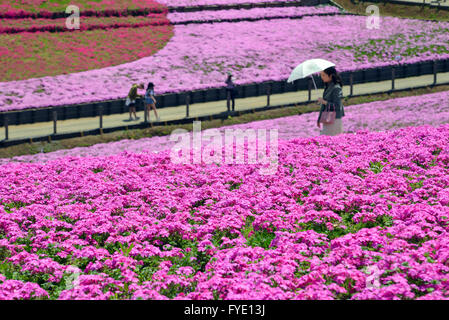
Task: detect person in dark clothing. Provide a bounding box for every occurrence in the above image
[225,73,237,109]
[144,82,160,121]
[316,67,345,136]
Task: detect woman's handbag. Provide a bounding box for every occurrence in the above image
[319,103,336,124]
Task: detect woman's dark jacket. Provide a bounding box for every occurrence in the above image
[317,82,345,122]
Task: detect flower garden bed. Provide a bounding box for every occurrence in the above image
[166,5,340,23]
[0,24,174,83]
[0,0,167,18]
[0,15,170,34]
[1,14,448,112]
[0,122,449,299]
[159,0,302,8]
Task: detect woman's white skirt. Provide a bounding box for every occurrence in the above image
[320,118,343,136]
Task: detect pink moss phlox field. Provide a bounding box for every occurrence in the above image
[158,0,300,6]
[0,0,167,17]
[1,15,449,110]
[2,90,448,165]
[0,121,449,299]
[0,6,339,34]
[166,5,341,23]
[0,15,170,34]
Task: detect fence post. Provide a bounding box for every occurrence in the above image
[227,90,230,114]
[350,73,354,97]
[4,115,8,141]
[391,67,395,91]
[53,109,57,135]
[186,94,190,118]
[267,83,271,107]
[99,104,103,134]
[308,78,312,102]
[433,60,437,86]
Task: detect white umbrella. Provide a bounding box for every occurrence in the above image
[287,59,335,90]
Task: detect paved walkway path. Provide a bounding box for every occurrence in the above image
[2,71,449,141]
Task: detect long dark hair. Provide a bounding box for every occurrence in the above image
[146,82,154,91]
[323,67,343,88]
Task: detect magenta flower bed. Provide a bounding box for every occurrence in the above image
[0,15,170,34]
[2,90,448,165]
[166,5,340,22]
[1,15,448,111]
[0,0,167,18]
[0,123,449,299]
[158,0,300,7]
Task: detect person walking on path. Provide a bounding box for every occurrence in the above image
[316,67,345,136]
[225,72,237,110]
[144,82,160,122]
[126,83,144,121]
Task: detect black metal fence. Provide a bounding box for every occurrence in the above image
[1,71,447,148]
[1,59,447,129]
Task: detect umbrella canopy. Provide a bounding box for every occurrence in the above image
[287,59,335,83]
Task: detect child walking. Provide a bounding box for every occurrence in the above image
[144,82,160,121]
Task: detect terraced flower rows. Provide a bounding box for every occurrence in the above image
[0,122,449,299]
[0,0,174,84]
[0,0,166,17]
[1,12,449,111]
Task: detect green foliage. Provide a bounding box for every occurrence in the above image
[92,167,104,173]
[57,214,77,224]
[119,242,134,257]
[192,199,206,208]
[409,180,424,191]
[154,231,195,250]
[159,282,198,299]
[134,256,161,283]
[0,246,10,261]
[289,164,294,174]
[211,228,239,248]
[246,229,276,250]
[241,215,276,249]
[92,232,110,247]
[227,179,243,191]
[3,201,28,213]
[336,278,356,300]
[369,161,385,174]
[187,218,204,226]
[406,235,431,245]
[0,260,66,299]
[412,159,427,169]
[242,215,256,240]
[432,148,443,156]
[355,168,368,178]
[295,190,310,205]
[294,260,311,278]
[297,213,394,241]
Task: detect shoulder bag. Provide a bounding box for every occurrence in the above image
[319,103,336,124]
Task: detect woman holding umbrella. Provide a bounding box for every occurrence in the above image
[287,59,345,137]
[316,66,345,136]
